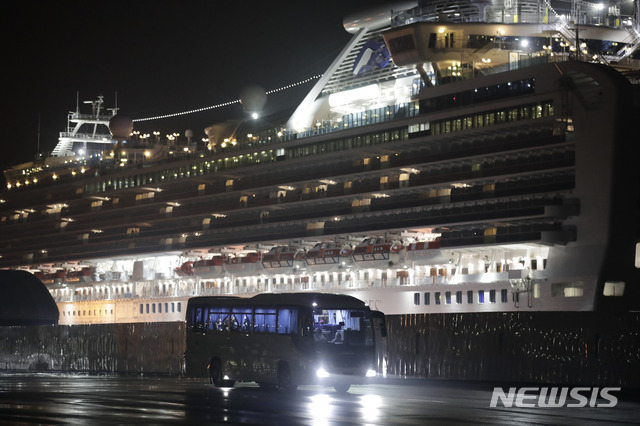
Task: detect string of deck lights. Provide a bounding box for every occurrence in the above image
[132,74,322,123]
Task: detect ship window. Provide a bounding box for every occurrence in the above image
[477,290,485,304]
[603,281,625,296]
[467,290,473,304]
[424,292,430,305]
[501,289,508,303]
[489,289,496,303]
[152,304,156,314]
[544,103,554,116]
[389,34,416,53]
[140,304,143,314]
[551,282,584,297]
[414,292,420,305]
[435,292,441,305]
[178,302,181,312]
[455,291,462,304]
[445,291,451,304]
[533,283,541,298]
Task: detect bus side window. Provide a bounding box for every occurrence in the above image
[277,308,298,335]
[254,308,276,333]
[207,308,229,332]
[231,307,252,332]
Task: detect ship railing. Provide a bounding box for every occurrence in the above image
[70,113,114,122]
[59,132,114,142]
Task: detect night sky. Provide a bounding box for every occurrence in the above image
[1,1,387,172]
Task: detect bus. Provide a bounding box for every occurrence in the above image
[184,292,387,393]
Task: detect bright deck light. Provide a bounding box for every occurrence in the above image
[329,84,379,107]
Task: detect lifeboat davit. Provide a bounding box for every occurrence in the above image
[304,242,352,272]
[261,246,305,275]
[352,237,405,268]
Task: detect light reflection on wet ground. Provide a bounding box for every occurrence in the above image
[0,373,638,425]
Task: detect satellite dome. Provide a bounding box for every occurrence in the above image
[109,115,134,140]
[240,85,267,113]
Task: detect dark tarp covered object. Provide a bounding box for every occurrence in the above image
[0,270,59,326]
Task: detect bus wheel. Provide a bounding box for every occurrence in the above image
[210,359,234,388]
[277,362,297,392]
[333,383,350,394]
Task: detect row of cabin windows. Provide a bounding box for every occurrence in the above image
[139,302,182,315]
[90,101,548,197]
[286,128,408,159]
[295,101,420,139]
[419,78,536,114]
[414,289,509,306]
[62,309,114,317]
[430,102,553,135]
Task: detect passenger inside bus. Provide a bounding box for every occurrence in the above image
[215,316,227,331]
[330,329,344,344]
[230,315,239,331]
[242,315,251,331]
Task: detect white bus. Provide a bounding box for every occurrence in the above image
[184,292,387,392]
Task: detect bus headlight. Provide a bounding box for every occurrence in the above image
[366,369,377,378]
[316,368,330,378]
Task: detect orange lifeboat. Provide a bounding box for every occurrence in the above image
[174,261,194,277]
[352,237,405,267]
[191,255,227,278]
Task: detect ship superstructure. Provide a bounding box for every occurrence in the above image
[51,94,118,158]
[1,0,639,324]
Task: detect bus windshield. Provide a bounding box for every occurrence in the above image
[313,308,374,347]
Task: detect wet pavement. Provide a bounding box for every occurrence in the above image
[0,373,638,425]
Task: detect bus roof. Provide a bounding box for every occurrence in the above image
[187,292,368,310]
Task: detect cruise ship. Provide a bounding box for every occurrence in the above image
[1,0,639,326]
